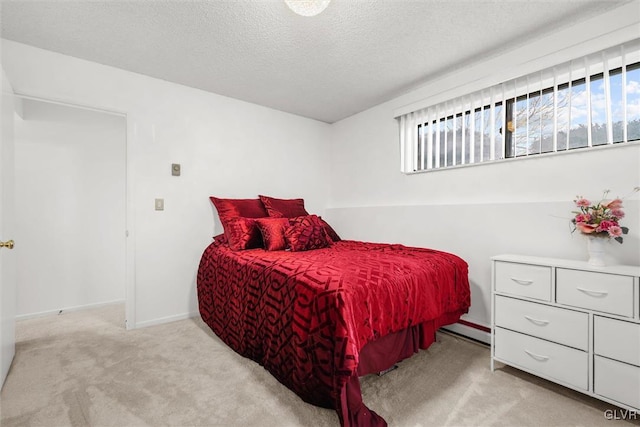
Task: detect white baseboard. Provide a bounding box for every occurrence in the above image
[442,322,491,345]
[16,299,125,321]
[133,311,199,329]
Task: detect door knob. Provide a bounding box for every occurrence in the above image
[0,240,14,249]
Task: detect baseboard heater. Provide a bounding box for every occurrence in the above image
[457,319,491,333]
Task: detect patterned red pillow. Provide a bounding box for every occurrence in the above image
[210,197,268,227]
[319,217,341,242]
[212,233,228,245]
[259,195,309,218]
[225,217,263,251]
[255,217,290,251]
[285,215,331,252]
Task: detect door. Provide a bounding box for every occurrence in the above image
[0,69,16,388]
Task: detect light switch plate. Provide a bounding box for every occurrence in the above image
[171,163,181,176]
[155,198,164,211]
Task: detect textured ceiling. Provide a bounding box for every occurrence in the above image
[0,0,632,123]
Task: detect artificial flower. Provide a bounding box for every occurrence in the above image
[574,213,591,223]
[576,223,598,234]
[596,220,616,232]
[608,226,623,238]
[602,198,623,210]
[611,209,625,219]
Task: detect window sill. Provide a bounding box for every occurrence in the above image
[404,140,639,175]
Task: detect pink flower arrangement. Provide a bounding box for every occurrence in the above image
[571,188,638,243]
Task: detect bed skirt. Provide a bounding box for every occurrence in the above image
[340,310,466,427]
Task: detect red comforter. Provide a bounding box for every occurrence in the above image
[197,239,470,426]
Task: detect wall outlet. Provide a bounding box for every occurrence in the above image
[155,198,164,211]
[171,163,181,176]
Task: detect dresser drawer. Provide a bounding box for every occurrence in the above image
[495,262,551,301]
[495,296,588,350]
[594,355,640,410]
[556,269,634,317]
[494,327,588,390]
[594,316,640,367]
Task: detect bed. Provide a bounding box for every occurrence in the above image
[197,206,470,426]
[197,238,470,426]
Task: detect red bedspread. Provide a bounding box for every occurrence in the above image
[197,239,470,426]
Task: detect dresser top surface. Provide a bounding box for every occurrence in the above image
[492,254,640,277]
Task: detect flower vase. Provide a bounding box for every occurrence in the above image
[587,237,607,267]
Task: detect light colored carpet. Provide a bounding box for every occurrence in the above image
[1,304,637,427]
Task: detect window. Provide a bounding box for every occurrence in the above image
[398,40,640,173]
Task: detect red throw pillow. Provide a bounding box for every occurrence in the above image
[259,195,309,218]
[285,215,331,252]
[225,217,263,251]
[319,217,341,242]
[255,217,290,251]
[210,197,268,225]
[212,233,228,245]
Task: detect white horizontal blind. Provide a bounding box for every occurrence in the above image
[399,39,640,173]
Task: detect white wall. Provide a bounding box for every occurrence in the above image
[14,99,126,317]
[2,40,331,328]
[326,4,640,336]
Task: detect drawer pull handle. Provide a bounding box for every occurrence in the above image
[510,277,533,286]
[524,315,550,326]
[524,349,549,362]
[576,287,608,297]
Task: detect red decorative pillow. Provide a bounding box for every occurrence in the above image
[285,215,331,252]
[259,195,309,218]
[210,197,268,225]
[225,217,263,251]
[319,217,341,242]
[212,233,227,245]
[255,217,290,251]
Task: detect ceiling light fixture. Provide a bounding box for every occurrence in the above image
[285,0,331,17]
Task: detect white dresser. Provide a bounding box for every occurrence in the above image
[491,254,640,411]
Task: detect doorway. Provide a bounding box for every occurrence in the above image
[13,97,127,324]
